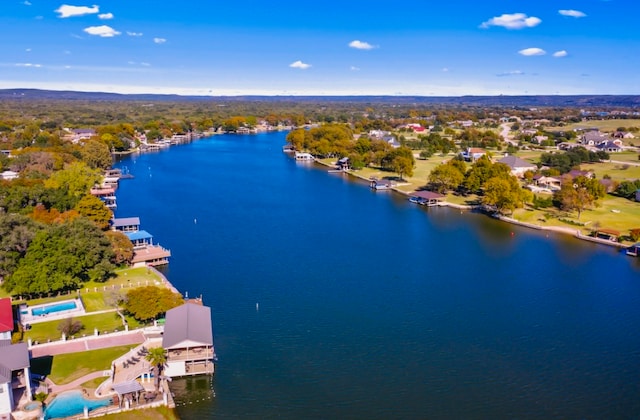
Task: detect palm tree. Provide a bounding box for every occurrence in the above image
[145,347,167,391]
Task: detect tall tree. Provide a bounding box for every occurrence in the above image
[428,162,465,193]
[81,139,113,170]
[482,176,527,214]
[124,286,183,322]
[105,230,134,266]
[44,161,102,199]
[75,194,112,230]
[4,217,115,296]
[0,213,42,282]
[145,347,167,392]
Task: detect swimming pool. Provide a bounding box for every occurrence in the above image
[44,390,112,420]
[32,301,77,316]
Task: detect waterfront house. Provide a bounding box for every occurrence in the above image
[595,228,620,242]
[410,191,445,206]
[125,230,154,249]
[596,141,622,153]
[90,186,117,210]
[534,175,562,191]
[112,217,141,232]
[131,245,171,267]
[370,179,395,190]
[0,298,12,341]
[497,155,537,177]
[336,157,350,171]
[294,152,314,161]
[162,302,215,378]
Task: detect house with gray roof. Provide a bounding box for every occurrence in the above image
[497,155,537,177]
[162,302,215,378]
[0,341,32,415]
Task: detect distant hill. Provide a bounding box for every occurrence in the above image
[1,88,639,107]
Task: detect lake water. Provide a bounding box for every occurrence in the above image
[114,132,640,419]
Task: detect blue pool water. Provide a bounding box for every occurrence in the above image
[31,301,77,316]
[44,390,111,420]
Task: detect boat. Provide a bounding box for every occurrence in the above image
[409,196,427,205]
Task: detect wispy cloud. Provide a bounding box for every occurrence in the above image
[15,63,42,68]
[153,37,166,44]
[480,13,541,29]
[559,9,586,18]
[127,31,143,37]
[350,66,360,71]
[55,4,99,18]
[98,12,113,20]
[349,40,375,50]
[23,1,32,5]
[497,70,525,77]
[518,47,546,56]
[441,67,449,72]
[553,50,568,57]
[83,25,121,37]
[289,60,311,70]
[25,48,31,52]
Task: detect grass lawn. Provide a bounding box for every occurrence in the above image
[553,119,640,132]
[80,376,109,390]
[510,195,640,241]
[23,311,126,344]
[609,151,640,164]
[581,161,640,180]
[32,345,132,384]
[100,406,179,420]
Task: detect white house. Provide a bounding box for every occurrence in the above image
[0,299,32,416]
[498,155,537,177]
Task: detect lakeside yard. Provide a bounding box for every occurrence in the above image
[319,151,640,244]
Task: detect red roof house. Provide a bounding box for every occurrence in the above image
[0,298,13,339]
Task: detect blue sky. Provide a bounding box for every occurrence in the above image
[1,1,638,96]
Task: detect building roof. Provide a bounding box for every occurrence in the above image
[112,217,141,228]
[498,155,536,169]
[162,303,213,349]
[0,341,29,383]
[411,191,445,200]
[112,380,145,396]
[0,298,12,333]
[125,230,153,241]
[131,245,171,263]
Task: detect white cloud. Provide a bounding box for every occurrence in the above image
[140,62,151,67]
[349,40,375,50]
[552,50,568,57]
[497,70,524,77]
[55,4,99,18]
[15,63,42,68]
[480,13,541,29]
[25,48,31,52]
[153,38,166,44]
[83,25,121,37]
[289,60,311,70]
[98,12,113,20]
[127,31,143,37]
[350,66,360,71]
[441,67,449,72]
[24,1,32,5]
[559,9,586,18]
[518,47,546,56]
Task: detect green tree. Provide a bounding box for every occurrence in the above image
[0,213,42,282]
[4,218,115,296]
[75,194,112,230]
[124,286,183,322]
[145,346,167,391]
[105,230,134,266]
[381,147,415,180]
[428,162,465,193]
[44,161,101,199]
[554,176,604,219]
[482,176,528,214]
[81,139,113,170]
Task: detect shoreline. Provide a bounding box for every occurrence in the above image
[312,158,629,252]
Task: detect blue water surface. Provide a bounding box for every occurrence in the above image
[114,132,640,419]
[31,300,77,316]
[44,390,111,419]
